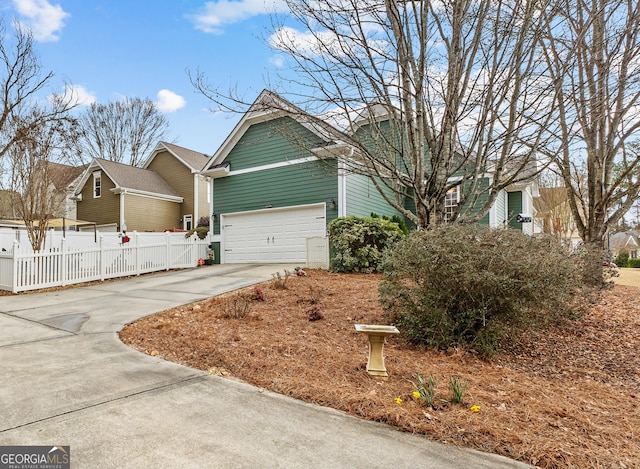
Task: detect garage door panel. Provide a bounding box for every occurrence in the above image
[222,205,326,264]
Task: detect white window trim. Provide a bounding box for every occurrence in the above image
[93,171,102,198]
[444,186,460,222]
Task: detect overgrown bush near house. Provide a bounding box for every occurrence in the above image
[379,224,587,355]
[328,216,405,273]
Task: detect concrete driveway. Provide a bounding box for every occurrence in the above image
[0,265,532,468]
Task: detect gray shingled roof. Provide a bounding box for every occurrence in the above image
[44,161,86,189]
[160,142,211,171]
[96,158,181,198]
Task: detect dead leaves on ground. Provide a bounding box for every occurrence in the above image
[120,271,640,469]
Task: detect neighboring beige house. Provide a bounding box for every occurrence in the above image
[45,161,86,219]
[142,142,211,230]
[0,162,84,223]
[0,190,19,219]
[533,187,582,247]
[73,142,211,232]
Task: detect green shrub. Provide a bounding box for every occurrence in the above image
[185,226,209,239]
[328,216,405,273]
[629,258,640,268]
[379,224,588,355]
[614,250,630,268]
[370,212,409,235]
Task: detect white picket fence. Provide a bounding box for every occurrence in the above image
[0,233,210,293]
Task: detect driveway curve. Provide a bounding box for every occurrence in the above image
[0,265,532,469]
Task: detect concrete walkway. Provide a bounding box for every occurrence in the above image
[0,265,532,468]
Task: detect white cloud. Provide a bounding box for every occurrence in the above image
[66,84,97,106]
[188,0,288,34]
[47,84,95,108]
[269,55,285,67]
[155,89,186,113]
[269,26,338,56]
[12,0,69,42]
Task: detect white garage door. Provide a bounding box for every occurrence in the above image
[221,204,327,263]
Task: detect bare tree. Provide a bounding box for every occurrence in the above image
[541,0,640,249]
[535,173,579,242]
[78,97,170,167]
[7,106,80,251]
[0,20,76,163]
[192,0,555,228]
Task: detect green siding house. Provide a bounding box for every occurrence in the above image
[201,90,536,265]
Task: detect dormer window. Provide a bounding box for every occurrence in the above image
[93,171,102,198]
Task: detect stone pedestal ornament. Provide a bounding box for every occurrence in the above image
[354,324,400,379]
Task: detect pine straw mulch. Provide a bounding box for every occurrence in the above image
[119,270,640,469]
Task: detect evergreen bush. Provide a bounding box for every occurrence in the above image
[379,224,588,355]
[328,216,405,273]
[628,258,640,268]
[614,250,629,268]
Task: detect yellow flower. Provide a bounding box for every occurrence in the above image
[395,397,403,405]
[412,391,421,399]
[470,405,481,413]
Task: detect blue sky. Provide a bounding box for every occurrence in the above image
[2,0,291,155]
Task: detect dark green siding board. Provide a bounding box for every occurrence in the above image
[346,173,404,218]
[225,117,326,171]
[507,191,523,229]
[399,178,492,226]
[213,160,338,235]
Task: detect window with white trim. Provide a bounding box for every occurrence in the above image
[93,171,102,198]
[444,186,459,222]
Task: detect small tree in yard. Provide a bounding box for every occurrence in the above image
[328,216,404,273]
[379,224,594,355]
[7,108,80,252]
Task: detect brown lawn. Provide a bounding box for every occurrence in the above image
[119,269,638,468]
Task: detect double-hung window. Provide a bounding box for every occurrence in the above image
[93,171,102,198]
[444,186,459,222]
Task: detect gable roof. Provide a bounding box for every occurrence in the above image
[75,158,182,201]
[202,90,340,173]
[610,231,639,252]
[143,141,211,172]
[41,161,86,190]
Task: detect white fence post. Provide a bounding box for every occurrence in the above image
[166,232,171,270]
[61,238,67,286]
[12,241,19,293]
[133,231,140,275]
[99,235,105,281]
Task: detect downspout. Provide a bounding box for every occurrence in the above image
[193,172,199,227]
[119,190,126,231]
[338,152,350,217]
